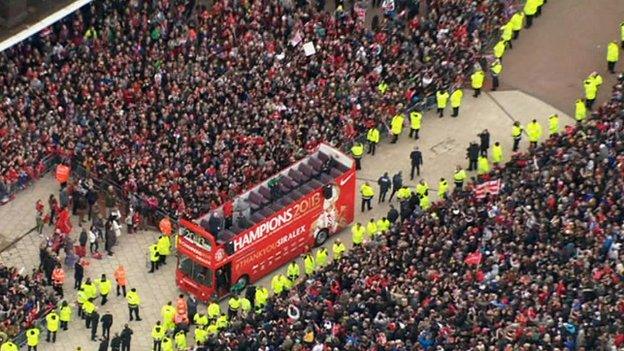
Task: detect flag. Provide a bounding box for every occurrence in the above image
[465,251,483,266]
[474,179,501,199]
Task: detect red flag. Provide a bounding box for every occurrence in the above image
[465,251,483,266]
[474,179,501,199]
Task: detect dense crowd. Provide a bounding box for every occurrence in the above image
[208,76,624,350]
[0,0,510,219]
[0,264,57,340]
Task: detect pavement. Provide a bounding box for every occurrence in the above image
[1,1,622,350]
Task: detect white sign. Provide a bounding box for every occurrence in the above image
[303,42,316,56]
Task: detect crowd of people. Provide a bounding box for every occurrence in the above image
[0,0,514,219]
[189,74,624,350]
[0,264,57,341]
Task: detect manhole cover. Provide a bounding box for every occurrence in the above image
[430,137,457,155]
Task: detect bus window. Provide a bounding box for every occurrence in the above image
[179,257,213,287]
[179,227,212,252]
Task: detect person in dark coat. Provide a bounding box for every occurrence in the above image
[79,229,88,248]
[466,142,480,171]
[74,258,84,289]
[387,205,399,223]
[388,171,403,202]
[187,295,198,324]
[105,221,115,256]
[110,333,122,351]
[409,147,423,180]
[98,336,109,351]
[101,311,113,339]
[91,311,100,341]
[377,172,391,203]
[478,129,490,156]
[120,324,133,351]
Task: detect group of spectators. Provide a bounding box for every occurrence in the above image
[202,75,624,350]
[0,264,57,341]
[0,0,512,219]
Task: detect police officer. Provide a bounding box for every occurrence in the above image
[303,253,316,276]
[471,69,485,97]
[174,330,187,351]
[350,142,364,170]
[390,112,404,143]
[453,166,467,190]
[548,114,559,136]
[366,124,380,155]
[271,274,285,296]
[26,327,40,351]
[286,260,300,283]
[491,59,502,91]
[376,217,390,234]
[377,172,391,203]
[254,286,269,311]
[510,11,524,40]
[59,300,71,330]
[409,110,422,139]
[332,239,346,260]
[607,41,619,73]
[194,312,208,327]
[46,311,60,343]
[161,302,176,331]
[388,171,403,202]
[501,21,513,49]
[524,0,538,28]
[157,234,171,265]
[492,142,504,166]
[97,273,112,305]
[83,298,97,328]
[207,300,221,321]
[450,88,463,117]
[360,182,374,212]
[477,155,490,176]
[436,88,449,117]
[575,98,587,123]
[151,321,165,351]
[315,247,328,268]
[366,218,378,239]
[526,119,542,149]
[511,121,523,152]
[351,223,365,246]
[126,288,142,321]
[438,178,449,200]
[409,147,423,180]
[227,295,241,318]
[148,243,160,273]
[0,340,18,351]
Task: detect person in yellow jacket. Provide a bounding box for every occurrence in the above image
[436,89,450,117]
[81,278,97,300]
[76,288,86,319]
[161,336,173,351]
[471,69,485,97]
[0,341,18,351]
[366,218,378,238]
[376,217,390,234]
[501,21,513,49]
[453,166,467,190]
[524,0,538,28]
[360,182,374,212]
[271,274,284,295]
[437,178,448,200]
[607,41,619,73]
[396,186,412,201]
[583,77,598,109]
[409,110,422,139]
[492,142,503,166]
[152,321,165,351]
[157,234,171,265]
[588,71,603,90]
[351,223,365,246]
[255,286,269,310]
[149,243,160,273]
[493,40,506,61]
[332,239,346,259]
[194,312,208,327]
[621,21,624,49]
[46,311,60,343]
[25,326,40,351]
[174,330,187,350]
[510,11,524,39]
[512,121,523,152]
[240,296,252,314]
[227,295,241,318]
[286,260,300,282]
[315,247,328,268]
[126,288,142,321]
[59,300,72,331]
[378,81,388,95]
[526,119,542,148]
[96,274,112,305]
[303,253,316,276]
[390,113,404,143]
[366,125,380,155]
[350,141,364,170]
[477,156,490,176]
[82,298,96,328]
[161,301,176,331]
[419,193,431,210]
[450,88,463,117]
[280,273,292,291]
[415,179,429,197]
[548,114,559,136]
[206,323,219,336]
[575,98,587,123]
[491,59,503,91]
[216,314,229,330]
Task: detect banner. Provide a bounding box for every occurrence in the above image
[474,179,501,199]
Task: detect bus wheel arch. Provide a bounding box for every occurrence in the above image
[314,228,329,247]
[235,274,250,290]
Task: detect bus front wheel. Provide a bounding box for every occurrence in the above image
[234,275,249,292]
[314,229,329,247]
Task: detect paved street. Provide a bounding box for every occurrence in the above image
[0,88,570,350]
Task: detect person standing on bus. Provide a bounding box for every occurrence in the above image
[148,243,160,273]
[207,301,220,322]
[303,254,316,277]
[126,288,142,321]
[286,261,300,283]
[332,239,346,260]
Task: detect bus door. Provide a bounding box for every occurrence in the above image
[215,263,231,297]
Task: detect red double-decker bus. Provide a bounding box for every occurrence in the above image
[175,143,356,301]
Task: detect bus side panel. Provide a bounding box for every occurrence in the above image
[231,189,324,283]
[332,166,356,234]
